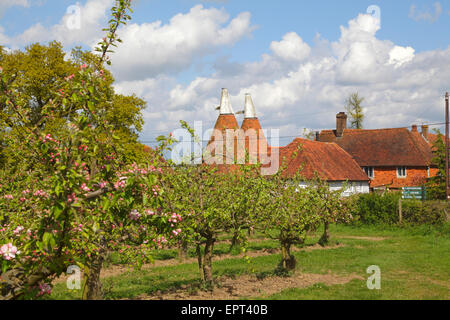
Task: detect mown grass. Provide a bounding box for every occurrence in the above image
[50,223,450,300]
[104,238,281,266]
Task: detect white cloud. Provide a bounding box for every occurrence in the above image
[0,0,30,8]
[2,0,113,49]
[114,12,450,143]
[109,5,255,80]
[389,46,415,68]
[409,2,443,23]
[0,26,10,44]
[270,32,311,62]
[0,0,31,20]
[1,4,449,144]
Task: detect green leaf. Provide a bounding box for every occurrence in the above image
[71,202,82,208]
[43,232,54,250]
[103,198,110,211]
[53,202,65,219]
[143,194,148,206]
[36,241,43,251]
[40,143,48,153]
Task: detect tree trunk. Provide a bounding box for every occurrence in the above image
[202,237,215,288]
[1,268,51,300]
[280,241,296,271]
[228,231,240,252]
[196,244,204,282]
[318,221,330,247]
[82,254,104,300]
[178,241,188,262]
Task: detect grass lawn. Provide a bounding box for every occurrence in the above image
[49,223,450,300]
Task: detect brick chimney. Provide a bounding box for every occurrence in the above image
[421,125,429,140]
[336,112,347,138]
[412,125,418,132]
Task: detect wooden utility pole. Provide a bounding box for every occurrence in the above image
[446,92,449,202]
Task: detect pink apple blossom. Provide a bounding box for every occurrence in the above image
[38,283,52,296]
[13,226,24,235]
[129,210,141,221]
[1,243,19,260]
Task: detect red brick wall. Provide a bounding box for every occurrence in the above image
[370,166,431,189]
[429,167,439,177]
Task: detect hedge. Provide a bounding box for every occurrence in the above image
[353,192,449,225]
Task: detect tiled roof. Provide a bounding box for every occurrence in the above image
[241,118,263,132]
[278,138,369,181]
[212,114,239,131]
[319,128,433,167]
[427,132,449,147]
[241,118,270,163]
[206,114,240,164]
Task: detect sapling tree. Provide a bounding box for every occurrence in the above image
[226,161,263,252]
[313,179,355,246]
[159,164,228,287]
[159,123,263,288]
[256,170,322,271]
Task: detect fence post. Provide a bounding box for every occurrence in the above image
[398,197,403,224]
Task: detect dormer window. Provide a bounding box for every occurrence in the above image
[363,167,374,179]
[397,167,407,178]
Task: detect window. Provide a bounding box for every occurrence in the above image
[363,167,374,179]
[397,166,407,178]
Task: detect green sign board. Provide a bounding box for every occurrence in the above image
[402,187,426,200]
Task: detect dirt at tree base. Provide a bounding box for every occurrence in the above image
[53,243,346,285]
[135,272,364,300]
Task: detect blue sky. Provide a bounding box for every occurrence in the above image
[1,0,450,145]
[3,1,449,52]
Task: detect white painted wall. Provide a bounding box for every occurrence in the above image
[298,181,370,197]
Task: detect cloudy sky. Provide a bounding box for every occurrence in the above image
[1,0,450,147]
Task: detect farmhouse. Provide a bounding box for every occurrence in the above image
[318,112,437,191]
[277,138,370,196]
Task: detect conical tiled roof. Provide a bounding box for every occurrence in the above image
[206,89,239,164]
